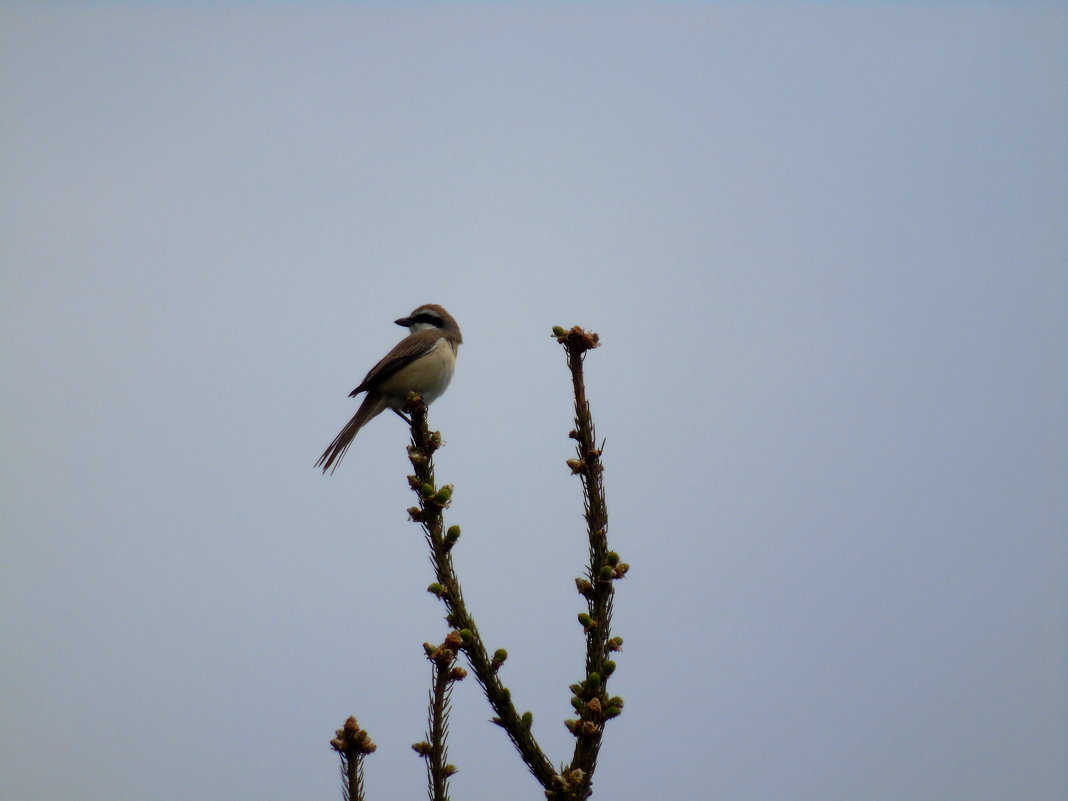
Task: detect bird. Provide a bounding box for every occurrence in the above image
[316,304,462,474]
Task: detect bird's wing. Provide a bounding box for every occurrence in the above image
[349,330,442,397]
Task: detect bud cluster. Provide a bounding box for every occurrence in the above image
[330,716,377,756]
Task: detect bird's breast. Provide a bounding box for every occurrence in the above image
[380,337,457,407]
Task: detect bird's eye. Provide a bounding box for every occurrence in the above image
[413,313,441,326]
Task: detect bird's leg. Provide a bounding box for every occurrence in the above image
[392,408,413,425]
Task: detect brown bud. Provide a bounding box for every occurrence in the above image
[444,630,464,649]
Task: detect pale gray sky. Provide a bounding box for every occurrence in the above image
[1,4,1065,801]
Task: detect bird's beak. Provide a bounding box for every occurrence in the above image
[394,316,411,327]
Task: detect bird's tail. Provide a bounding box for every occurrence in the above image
[316,393,387,474]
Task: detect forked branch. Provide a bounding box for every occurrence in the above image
[395,325,623,801]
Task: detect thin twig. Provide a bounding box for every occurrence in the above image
[554,326,626,801]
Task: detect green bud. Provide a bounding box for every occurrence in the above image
[552,326,568,337]
[608,696,624,709]
[569,683,583,695]
[521,710,533,728]
[603,660,616,675]
[605,551,620,566]
[598,565,614,580]
[604,706,622,719]
[577,613,593,627]
[564,718,579,733]
[419,483,435,497]
[459,629,473,642]
[433,485,453,504]
[585,672,601,688]
[446,525,461,540]
[570,696,583,711]
[493,648,508,663]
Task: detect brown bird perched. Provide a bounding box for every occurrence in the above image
[316,304,461,473]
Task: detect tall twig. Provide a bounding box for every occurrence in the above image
[554,326,626,801]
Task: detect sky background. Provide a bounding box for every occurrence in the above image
[1,3,1065,801]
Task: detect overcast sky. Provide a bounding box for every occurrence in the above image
[1,3,1065,801]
